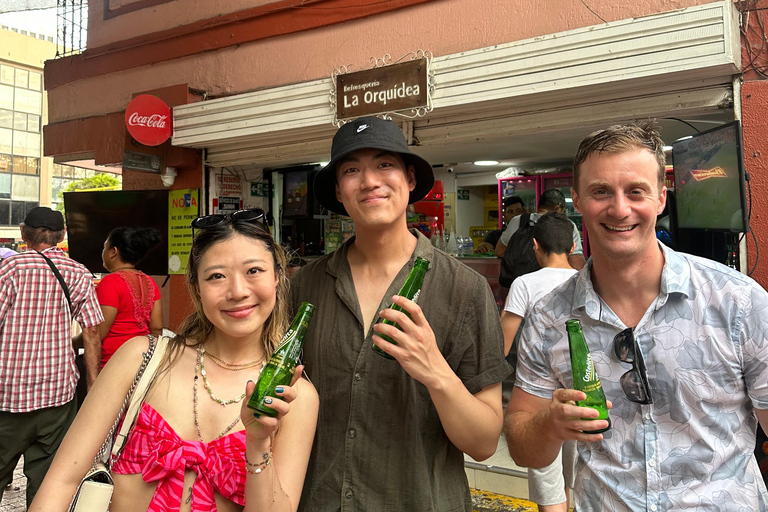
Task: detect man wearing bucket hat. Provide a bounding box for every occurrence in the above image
[290,116,510,511]
[0,207,103,507]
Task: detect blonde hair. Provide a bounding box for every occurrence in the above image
[162,221,289,371]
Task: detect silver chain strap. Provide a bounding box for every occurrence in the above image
[93,335,159,466]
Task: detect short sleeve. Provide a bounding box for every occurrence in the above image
[457,279,512,394]
[741,284,768,410]
[96,273,122,308]
[571,221,583,256]
[73,272,105,328]
[0,260,14,328]
[499,215,522,246]
[515,304,561,399]
[504,278,529,316]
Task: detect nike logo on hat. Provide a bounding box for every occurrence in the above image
[357,124,369,133]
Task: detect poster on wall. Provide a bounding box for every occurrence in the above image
[168,189,199,274]
[216,174,242,196]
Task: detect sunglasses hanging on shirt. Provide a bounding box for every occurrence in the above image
[613,328,653,405]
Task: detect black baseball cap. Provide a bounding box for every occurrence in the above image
[24,207,64,230]
[313,116,435,216]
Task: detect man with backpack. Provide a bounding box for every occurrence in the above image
[494,189,585,289]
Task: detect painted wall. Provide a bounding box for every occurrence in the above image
[89,0,278,48]
[47,0,716,124]
[741,80,768,286]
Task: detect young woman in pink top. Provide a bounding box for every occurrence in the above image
[31,211,319,512]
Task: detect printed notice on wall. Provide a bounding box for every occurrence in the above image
[168,189,199,274]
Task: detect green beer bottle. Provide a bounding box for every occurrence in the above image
[372,257,430,359]
[247,302,315,417]
[566,319,611,434]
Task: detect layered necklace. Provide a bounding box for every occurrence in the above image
[193,344,264,442]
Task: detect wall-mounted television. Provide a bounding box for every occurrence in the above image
[63,190,169,275]
[672,121,748,232]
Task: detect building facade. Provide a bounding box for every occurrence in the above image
[41,0,768,324]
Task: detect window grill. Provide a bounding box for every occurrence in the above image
[56,0,87,57]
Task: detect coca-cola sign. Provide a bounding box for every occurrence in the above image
[125,94,172,146]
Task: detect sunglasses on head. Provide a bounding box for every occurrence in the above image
[613,328,653,404]
[191,208,267,231]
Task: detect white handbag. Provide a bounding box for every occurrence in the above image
[68,335,170,512]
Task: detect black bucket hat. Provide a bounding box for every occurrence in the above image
[313,116,435,216]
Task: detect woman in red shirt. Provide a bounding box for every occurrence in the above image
[97,227,163,367]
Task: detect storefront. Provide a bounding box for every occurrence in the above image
[173,0,741,281]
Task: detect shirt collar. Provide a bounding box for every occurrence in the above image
[326,228,433,278]
[572,241,692,318]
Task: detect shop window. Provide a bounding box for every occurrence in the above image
[13,112,26,131]
[0,66,13,86]
[0,85,12,111]
[51,177,66,202]
[28,72,41,91]
[62,166,74,178]
[0,200,10,225]
[13,156,39,175]
[0,128,11,154]
[12,132,40,157]
[13,89,41,115]
[0,173,10,199]
[0,110,11,129]
[74,167,85,179]
[27,114,39,132]
[11,174,39,202]
[0,154,11,173]
[10,201,25,225]
[15,69,28,89]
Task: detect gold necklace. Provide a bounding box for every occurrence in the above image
[205,350,264,371]
[193,346,241,443]
[197,345,246,406]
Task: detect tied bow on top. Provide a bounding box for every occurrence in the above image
[111,403,246,511]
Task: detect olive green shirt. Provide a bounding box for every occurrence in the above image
[291,230,510,512]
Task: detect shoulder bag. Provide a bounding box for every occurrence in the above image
[67,334,170,512]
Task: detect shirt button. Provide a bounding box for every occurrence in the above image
[354,373,362,381]
[645,412,651,420]
[345,490,353,499]
[348,429,356,439]
[649,458,656,467]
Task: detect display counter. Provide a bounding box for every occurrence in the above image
[456,256,506,311]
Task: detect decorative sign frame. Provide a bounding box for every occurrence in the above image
[330,50,435,126]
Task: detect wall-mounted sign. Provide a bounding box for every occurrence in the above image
[457,189,470,200]
[125,94,172,146]
[332,51,434,125]
[168,189,198,274]
[217,196,241,212]
[123,150,162,173]
[250,181,271,197]
[216,174,242,197]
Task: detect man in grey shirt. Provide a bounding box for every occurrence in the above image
[291,116,510,512]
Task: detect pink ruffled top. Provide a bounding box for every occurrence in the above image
[111,403,245,511]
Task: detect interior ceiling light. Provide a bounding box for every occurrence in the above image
[474,160,499,166]
[662,146,673,152]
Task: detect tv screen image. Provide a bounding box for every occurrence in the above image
[672,121,747,232]
[63,190,170,275]
[283,170,310,218]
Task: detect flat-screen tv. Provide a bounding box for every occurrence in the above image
[672,121,748,232]
[282,166,318,219]
[63,190,169,275]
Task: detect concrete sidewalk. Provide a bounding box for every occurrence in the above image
[0,459,25,512]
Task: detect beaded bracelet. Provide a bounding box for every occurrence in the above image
[245,451,273,474]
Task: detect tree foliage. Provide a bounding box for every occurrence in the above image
[56,173,121,211]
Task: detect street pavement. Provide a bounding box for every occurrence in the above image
[0,459,25,512]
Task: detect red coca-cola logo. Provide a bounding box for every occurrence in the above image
[125,94,172,146]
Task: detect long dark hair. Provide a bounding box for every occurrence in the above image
[107,227,161,265]
[166,221,289,366]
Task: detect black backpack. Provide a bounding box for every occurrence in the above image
[499,213,540,288]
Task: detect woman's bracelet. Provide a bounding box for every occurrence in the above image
[245,451,272,474]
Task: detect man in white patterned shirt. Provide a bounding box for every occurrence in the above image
[505,122,768,511]
[0,207,103,507]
